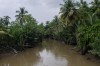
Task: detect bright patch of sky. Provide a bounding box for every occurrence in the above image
[0,0,93,23]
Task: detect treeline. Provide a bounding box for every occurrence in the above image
[0,8,45,53]
[0,0,100,57]
[44,0,100,56]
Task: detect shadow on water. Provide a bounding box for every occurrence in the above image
[0,39,100,66]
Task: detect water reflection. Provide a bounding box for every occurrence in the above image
[34,49,68,66]
[0,40,100,66]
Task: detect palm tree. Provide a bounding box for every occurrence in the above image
[79,0,92,25]
[15,7,28,25]
[60,0,79,26]
[91,0,100,22]
[0,17,4,26]
[90,0,100,12]
[53,16,63,34]
[53,16,60,32]
[60,0,80,44]
[4,16,10,26]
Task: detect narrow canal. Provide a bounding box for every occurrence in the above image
[0,40,100,66]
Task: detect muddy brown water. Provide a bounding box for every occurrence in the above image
[0,40,100,66]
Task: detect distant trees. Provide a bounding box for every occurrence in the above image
[0,16,10,29]
[4,16,10,26]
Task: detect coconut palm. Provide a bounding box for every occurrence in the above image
[53,16,60,32]
[15,7,28,25]
[60,0,80,26]
[3,16,10,26]
[60,0,80,44]
[0,17,4,28]
[79,0,92,25]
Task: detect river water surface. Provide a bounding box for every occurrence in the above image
[0,40,100,66]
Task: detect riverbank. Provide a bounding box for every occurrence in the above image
[71,46,100,63]
[50,38,100,63]
[0,39,100,65]
[0,39,100,66]
[0,42,42,58]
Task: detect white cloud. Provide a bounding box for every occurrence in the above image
[0,0,93,23]
[0,0,63,23]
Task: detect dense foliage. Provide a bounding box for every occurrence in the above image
[44,0,100,56]
[0,0,100,57]
[0,8,45,53]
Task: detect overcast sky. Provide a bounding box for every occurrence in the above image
[0,0,92,23]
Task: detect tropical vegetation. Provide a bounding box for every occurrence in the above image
[0,0,100,57]
[0,7,45,53]
[44,0,100,56]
